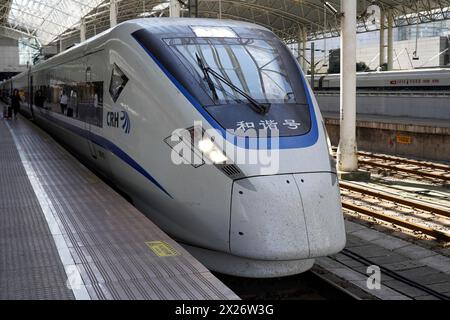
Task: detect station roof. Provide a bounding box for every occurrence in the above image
[0,0,104,44]
[0,0,450,46]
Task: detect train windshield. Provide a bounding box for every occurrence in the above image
[161,35,312,137]
[167,37,295,105]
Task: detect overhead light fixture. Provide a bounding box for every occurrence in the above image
[324,1,338,15]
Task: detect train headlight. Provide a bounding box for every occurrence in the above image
[165,125,230,167]
[198,139,215,153]
[208,149,228,164]
[198,138,228,164]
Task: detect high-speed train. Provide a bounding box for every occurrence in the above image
[311,68,450,92]
[0,18,345,277]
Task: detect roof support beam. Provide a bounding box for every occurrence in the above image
[0,25,32,40]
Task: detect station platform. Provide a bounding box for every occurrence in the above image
[322,112,450,163]
[323,111,450,131]
[315,219,450,300]
[0,115,238,300]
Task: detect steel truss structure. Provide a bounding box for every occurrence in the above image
[0,0,449,47]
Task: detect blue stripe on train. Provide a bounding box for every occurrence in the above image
[37,111,173,199]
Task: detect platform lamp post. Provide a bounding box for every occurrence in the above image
[337,0,370,181]
[170,0,181,17]
[387,10,394,70]
[188,0,198,17]
[379,10,385,69]
[80,18,86,43]
[110,0,117,27]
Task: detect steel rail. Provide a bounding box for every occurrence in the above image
[358,159,450,182]
[332,148,450,178]
[340,182,450,219]
[358,151,450,171]
[341,201,450,242]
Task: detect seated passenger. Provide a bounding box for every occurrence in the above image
[60,91,68,115]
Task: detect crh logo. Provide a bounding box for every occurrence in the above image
[107,111,131,134]
[121,111,131,134]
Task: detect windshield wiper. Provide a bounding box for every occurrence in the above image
[196,53,218,101]
[195,53,270,115]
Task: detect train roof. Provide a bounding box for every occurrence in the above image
[131,17,269,33]
[8,18,271,81]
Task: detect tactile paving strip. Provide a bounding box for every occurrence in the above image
[0,117,237,300]
[0,120,75,300]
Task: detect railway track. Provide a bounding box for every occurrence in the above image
[332,148,450,183]
[340,182,450,242]
[217,248,450,300]
[338,249,450,300]
[219,152,450,300]
[358,151,450,172]
[214,271,356,300]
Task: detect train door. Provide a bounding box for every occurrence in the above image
[29,74,34,118]
[84,56,111,178]
[85,65,98,160]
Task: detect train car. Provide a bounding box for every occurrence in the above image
[7,18,345,277]
[311,68,450,92]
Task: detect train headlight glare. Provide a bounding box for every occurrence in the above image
[183,126,230,165]
[198,139,215,153]
[208,150,228,164]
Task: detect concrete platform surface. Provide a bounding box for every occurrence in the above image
[0,117,238,300]
[315,220,450,300]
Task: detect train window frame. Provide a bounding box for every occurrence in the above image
[109,64,129,103]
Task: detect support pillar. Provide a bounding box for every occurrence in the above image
[297,27,303,68]
[310,42,315,88]
[337,0,369,181]
[387,10,394,70]
[188,0,198,17]
[80,18,86,42]
[302,27,307,72]
[110,0,117,27]
[379,10,385,68]
[170,0,181,17]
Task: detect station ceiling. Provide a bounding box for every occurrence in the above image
[0,0,450,47]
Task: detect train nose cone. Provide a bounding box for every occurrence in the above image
[230,173,346,261]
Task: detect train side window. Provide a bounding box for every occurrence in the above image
[109,64,128,102]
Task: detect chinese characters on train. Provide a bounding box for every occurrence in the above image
[235,120,301,132]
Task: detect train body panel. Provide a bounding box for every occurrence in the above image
[0,18,346,277]
[230,172,344,261]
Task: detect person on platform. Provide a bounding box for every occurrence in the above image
[60,91,68,115]
[11,89,21,120]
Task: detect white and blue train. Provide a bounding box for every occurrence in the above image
[0,18,346,277]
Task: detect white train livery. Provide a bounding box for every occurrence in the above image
[0,18,346,277]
